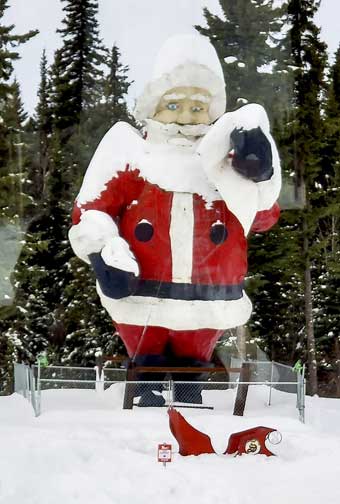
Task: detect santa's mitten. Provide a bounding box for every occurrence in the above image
[89,237,139,299]
[89,237,140,299]
[231,126,273,182]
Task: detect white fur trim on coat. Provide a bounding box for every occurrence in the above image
[69,210,119,264]
[98,285,253,331]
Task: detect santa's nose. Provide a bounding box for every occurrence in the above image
[177,109,194,124]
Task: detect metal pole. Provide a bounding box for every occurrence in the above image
[169,379,173,406]
[300,365,306,423]
[25,366,30,400]
[95,365,104,393]
[268,361,274,406]
[297,364,306,423]
[28,367,38,417]
[37,362,41,416]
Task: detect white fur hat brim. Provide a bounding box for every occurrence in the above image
[134,34,226,122]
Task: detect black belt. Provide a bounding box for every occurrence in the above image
[135,279,244,301]
[89,252,244,301]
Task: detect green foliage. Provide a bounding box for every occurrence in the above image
[1,0,339,396]
[0,2,38,227]
[52,0,106,133]
[196,0,292,119]
[0,81,34,223]
[0,0,133,382]
[0,0,38,101]
[58,256,125,366]
[312,42,340,377]
[247,210,306,363]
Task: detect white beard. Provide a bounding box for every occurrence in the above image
[137,119,221,205]
[144,119,212,147]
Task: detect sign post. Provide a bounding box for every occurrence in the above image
[158,443,172,467]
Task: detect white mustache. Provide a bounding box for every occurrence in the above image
[145,119,211,138]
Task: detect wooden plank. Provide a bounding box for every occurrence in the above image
[101,355,128,363]
[129,366,240,374]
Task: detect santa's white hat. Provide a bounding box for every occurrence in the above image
[134,34,226,122]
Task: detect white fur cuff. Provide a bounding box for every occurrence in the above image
[69,210,119,263]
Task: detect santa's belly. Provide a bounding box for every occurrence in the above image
[119,183,247,286]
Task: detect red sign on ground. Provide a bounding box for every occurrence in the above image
[158,443,172,464]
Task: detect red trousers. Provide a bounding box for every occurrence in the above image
[116,323,224,362]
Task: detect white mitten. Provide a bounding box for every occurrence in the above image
[69,210,120,263]
[101,237,139,276]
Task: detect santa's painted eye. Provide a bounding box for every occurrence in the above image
[167,103,178,111]
[191,106,203,112]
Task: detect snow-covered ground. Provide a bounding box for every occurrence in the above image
[1,385,340,504]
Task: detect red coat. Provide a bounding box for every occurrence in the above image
[73,166,247,286]
[72,163,279,331]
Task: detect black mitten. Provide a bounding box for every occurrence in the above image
[89,252,139,299]
[230,126,273,182]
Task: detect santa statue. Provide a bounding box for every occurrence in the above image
[69,34,281,406]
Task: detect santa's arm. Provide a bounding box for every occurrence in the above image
[69,123,145,297]
[70,166,143,266]
[250,202,280,233]
[197,104,281,234]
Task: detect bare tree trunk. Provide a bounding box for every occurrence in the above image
[236,325,247,361]
[40,143,49,197]
[303,220,318,395]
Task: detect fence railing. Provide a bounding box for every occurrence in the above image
[13,360,305,422]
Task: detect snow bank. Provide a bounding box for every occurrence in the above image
[1,388,340,504]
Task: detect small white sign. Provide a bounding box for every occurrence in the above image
[158,443,172,465]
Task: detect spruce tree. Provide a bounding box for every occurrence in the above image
[286,0,328,394]
[52,0,106,135]
[195,0,289,115]
[314,44,340,394]
[0,80,33,222]
[11,0,108,366]
[56,43,134,365]
[9,4,133,367]
[247,206,305,365]
[0,0,38,107]
[0,1,38,390]
[0,0,38,221]
[34,49,52,198]
[196,1,299,362]
[80,44,134,157]
[102,45,132,123]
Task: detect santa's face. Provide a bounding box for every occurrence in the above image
[153,86,212,125]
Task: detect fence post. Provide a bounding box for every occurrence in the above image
[25,366,30,400]
[36,362,41,416]
[26,367,39,417]
[298,365,306,423]
[95,365,104,393]
[268,361,274,406]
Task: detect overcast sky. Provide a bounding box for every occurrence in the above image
[4,0,340,116]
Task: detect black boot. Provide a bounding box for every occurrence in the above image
[132,354,167,406]
[172,358,214,404]
[173,382,203,404]
[138,390,165,407]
